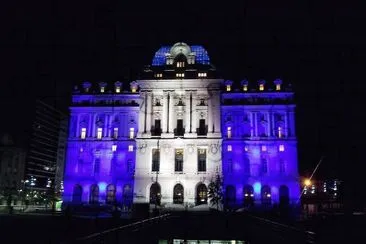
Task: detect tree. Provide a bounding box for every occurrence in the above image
[208,174,224,211]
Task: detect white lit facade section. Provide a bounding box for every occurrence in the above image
[97,128,102,139]
[80,128,86,139]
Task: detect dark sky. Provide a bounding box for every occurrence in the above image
[1,1,365,189]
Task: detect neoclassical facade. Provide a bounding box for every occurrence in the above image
[63,42,300,209]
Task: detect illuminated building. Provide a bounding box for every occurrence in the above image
[63,42,300,209]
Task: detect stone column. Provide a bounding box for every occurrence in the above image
[207,95,213,134]
[271,112,276,137]
[88,114,92,137]
[168,91,175,134]
[250,112,254,137]
[107,114,113,137]
[92,114,97,137]
[191,91,197,135]
[254,112,258,137]
[138,93,145,137]
[162,92,168,133]
[75,114,80,138]
[184,91,191,136]
[146,92,152,135]
[284,112,288,138]
[289,111,296,137]
[213,91,221,134]
[103,114,109,137]
[267,112,271,137]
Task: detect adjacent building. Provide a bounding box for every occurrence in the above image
[63,42,300,209]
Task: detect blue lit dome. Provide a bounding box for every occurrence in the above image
[152,42,210,66]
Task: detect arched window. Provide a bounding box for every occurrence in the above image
[72,184,83,203]
[122,184,132,207]
[174,54,187,68]
[196,183,208,205]
[279,185,290,206]
[173,184,184,204]
[225,185,236,207]
[243,185,254,207]
[89,184,99,204]
[261,185,271,205]
[150,183,161,205]
[106,184,116,204]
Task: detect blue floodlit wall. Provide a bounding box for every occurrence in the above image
[221,91,300,207]
[152,45,210,66]
[62,90,139,208]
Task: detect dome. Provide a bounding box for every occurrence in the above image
[152,42,210,66]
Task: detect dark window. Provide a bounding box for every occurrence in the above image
[175,119,184,136]
[197,149,206,172]
[127,159,133,173]
[279,159,285,174]
[243,157,250,175]
[89,184,99,204]
[72,185,82,203]
[279,185,289,206]
[175,149,183,172]
[227,159,233,174]
[262,158,268,174]
[261,185,271,205]
[150,183,161,205]
[94,158,100,175]
[196,183,207,205]
[152,149,160,172]
[197,119,207,135]
[153,120,162,136]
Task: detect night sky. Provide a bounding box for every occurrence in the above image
[1,1,365,203]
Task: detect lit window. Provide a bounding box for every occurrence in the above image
[243,85,248,91]
[198,73,207,77]
[81,128,86,139]
[227,127,232,138]
[259,84,264,91]
[128,145,134,152]
[279,144,285,152]
[112,144,117,152]
[278,127,283,138]
[155,73,163,78]
[129,128,135,139]
[226,85,231,91]
[176,73,185,78]
[244,146,249,152]
[177,61,185,68]
[130,81,138,93]
[261,145,267,152]
[113,127,118,139]
[131,87,137,93]
[115,87,120,93]
[80,147,84,152]
[276,84,281,91]
[100,87,105,93]
[97,128,103,139]
[227,145,232,152]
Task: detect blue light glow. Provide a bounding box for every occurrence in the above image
[253,182,262,194]
[152,45,210,66]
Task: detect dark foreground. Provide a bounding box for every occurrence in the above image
[0,211,365,244]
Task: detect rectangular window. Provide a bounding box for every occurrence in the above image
[115,87,121,93]
[227,159,233,174]
[175,149,183,172]
[128,145,134,152]
[279,144,285,152]
[278,127,283,138]
[176,119,184,136]
[100,87,105,93]
[154,119,161,136]
[81,128,86,139]
[152,149,160,172]
[227,126,232,138]
[198,119,206,135]
[243,85,248,91]
[261,145,267,152]
[226,85,231,91]
[259,84,264,91]
[97,128,103,139]
[227,145,232,152]
[197,148,207,172]
[276,84,281,91]
[129,128,135,139]
[262,158,268,174]
[279,159,285,174]
[94,158,100,175]
[127,159,133,173]
[113,127,118,139]
[112,144,117,152]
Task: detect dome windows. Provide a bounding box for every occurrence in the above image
[198,72,207,78]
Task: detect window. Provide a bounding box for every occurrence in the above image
[112,144,117,152]
[279,159,285,173]
[129,128,134,139]
[94,158,100,175]
[128,145,134,152]
[198,72,207,77]
[261,145,267,152]
[97,128,102,139]
[113,127,118,139]
[176,119,184,136]
[227,145,232,152]
[227,159,233,173]
[90,185,99,204]
[227,126,232,138]
[155,73,163,78]
[106,185,116,204]
[175,149,183,172]
[131,87,137,93]
[176,61,185,68]
[176,73,185,78]
[243,85,248,91]
[259,84,264,91]
[244,146,249,152]
[81,128,86,139]
[262,158,268,174]
[153,119,161,136]
[226,85,231,91]
[173,184,184,204]
[276,84,281,91]
[127,159,133,173]
[115,87,121,93]
[100,87,105,93]
[279,144,285,152]
[197,149,207,172]
[152,149,160,172]
[198,119,206,135]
